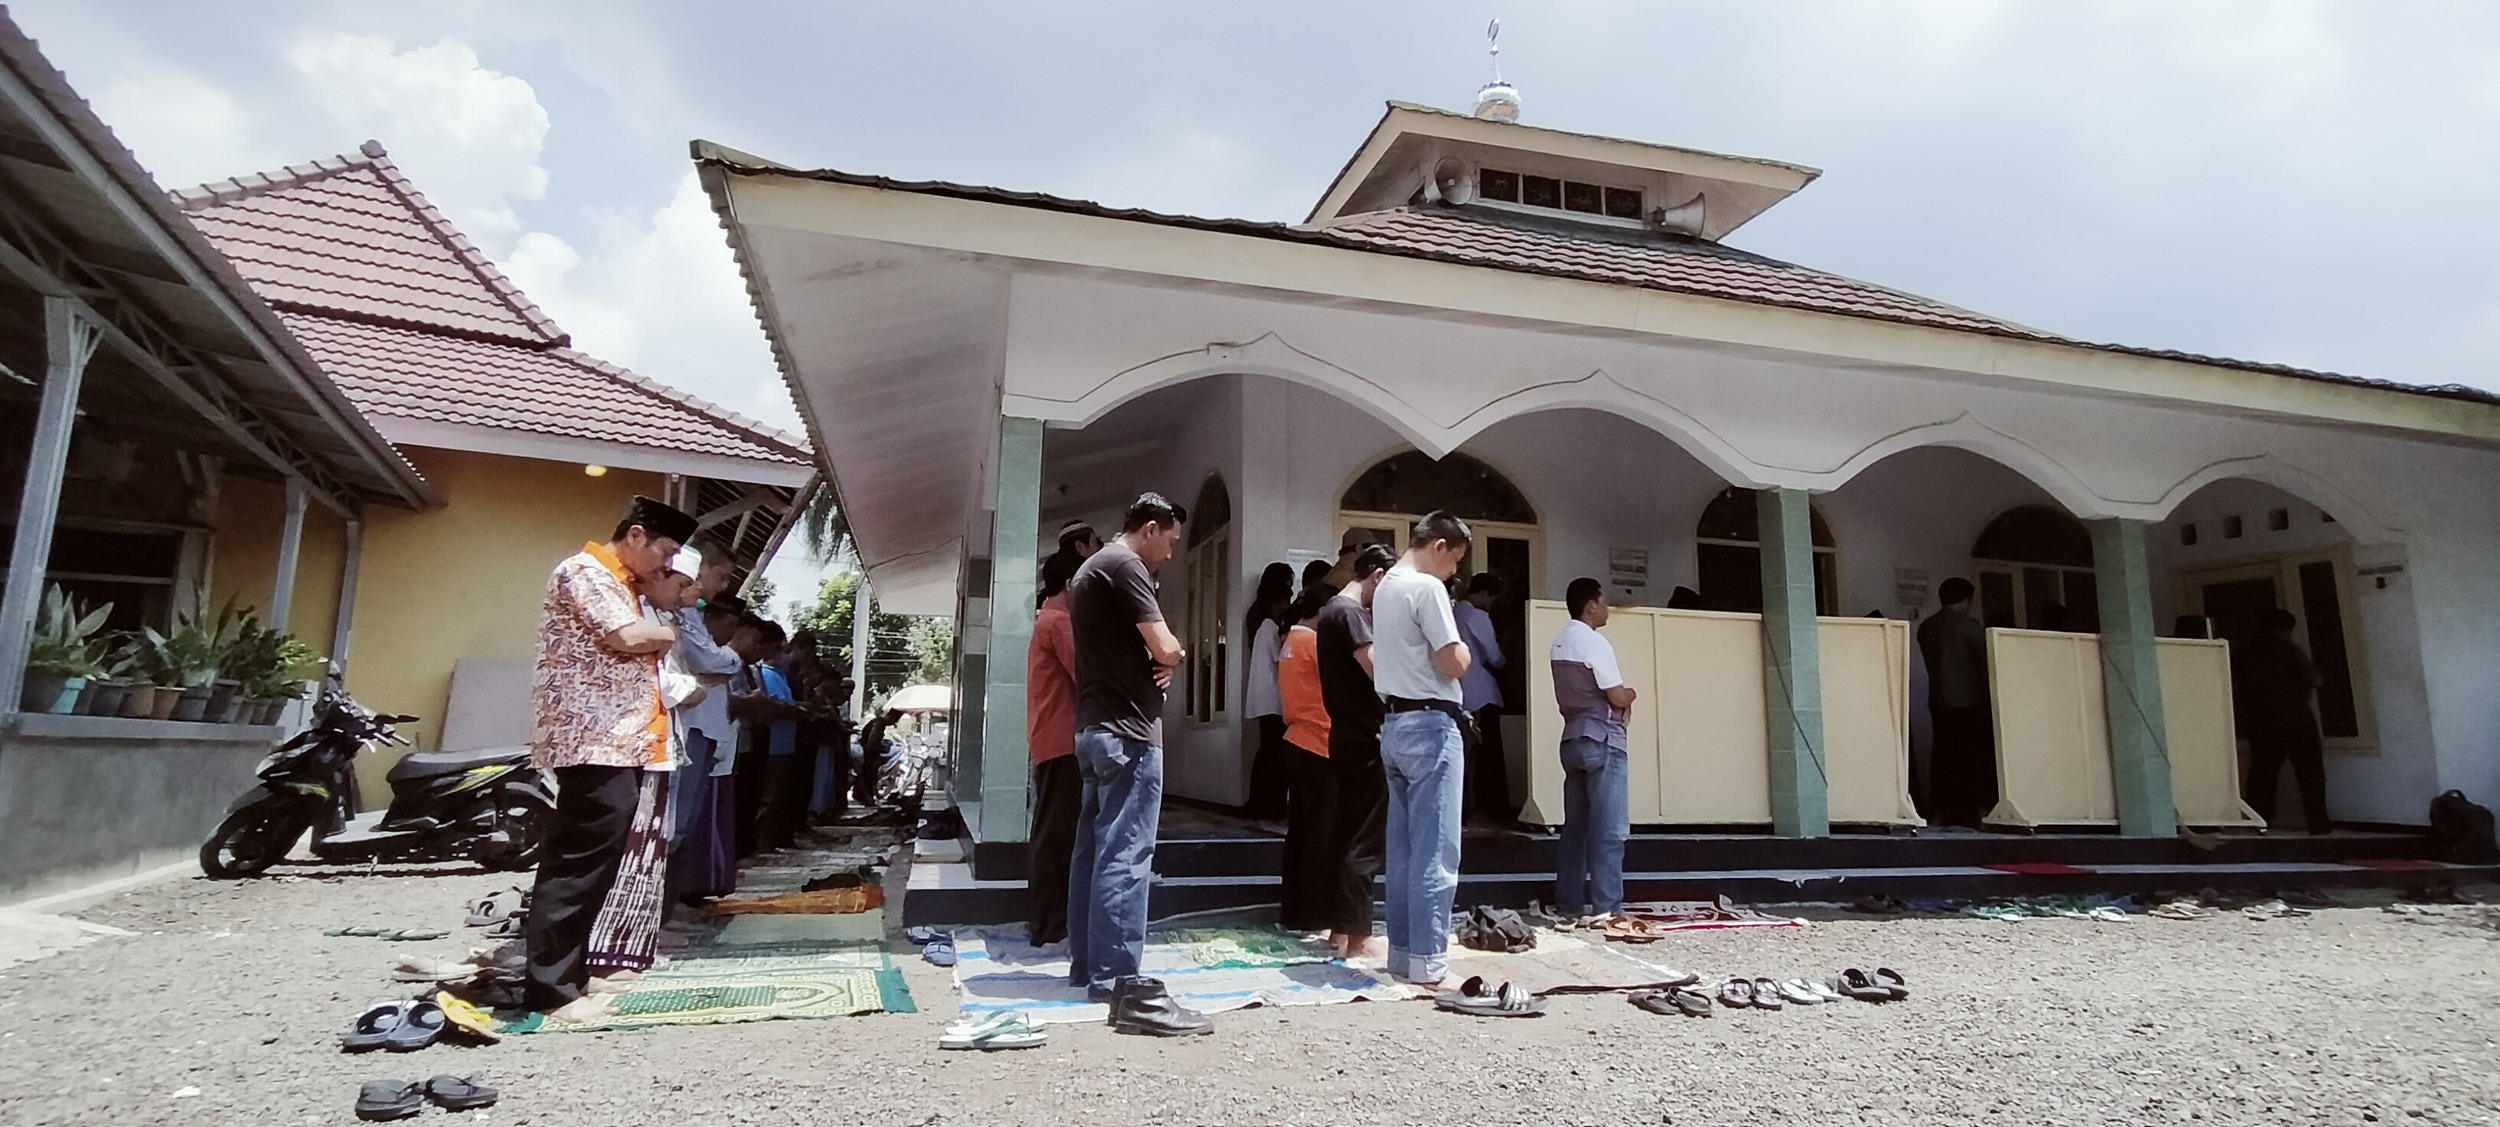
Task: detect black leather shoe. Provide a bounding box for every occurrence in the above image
[1109,975,1213,1037]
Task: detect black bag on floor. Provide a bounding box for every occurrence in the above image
[2430,790,2499,864]
[1457,906,1537,953]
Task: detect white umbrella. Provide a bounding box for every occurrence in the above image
[884,683,955,713]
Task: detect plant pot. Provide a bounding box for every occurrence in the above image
[83,681,129,718]
[22,671,80,714]
[147,686,181,720]
[204,681,241,725]
[118,684,159,719]
[240,699,273,725]
[169,684,213,723]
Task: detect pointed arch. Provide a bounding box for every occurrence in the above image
[2148,455,2398,546]
[1812,412,2115,518]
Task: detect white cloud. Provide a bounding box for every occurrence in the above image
[88,66,277,190]
[501,173,801,434]
[284,33,551,253]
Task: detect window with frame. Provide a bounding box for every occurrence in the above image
[1183,475,1232,724]
[1971,504,2098,632]
[1692,486,1838,615]
[1476,167,1645,220]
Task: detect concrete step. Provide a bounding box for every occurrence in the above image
[901,854,2498,927]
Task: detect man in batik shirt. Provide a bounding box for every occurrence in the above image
[523,495,696,1022]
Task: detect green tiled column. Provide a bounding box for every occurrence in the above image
[976,417,1044,846]
[2089,518,2178,838]
[1756,487,1830,838]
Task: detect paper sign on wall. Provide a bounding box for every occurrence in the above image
[1609,548,1649,595]
[1895,568,1930,617]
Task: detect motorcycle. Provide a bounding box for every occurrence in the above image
[199,684,553,879]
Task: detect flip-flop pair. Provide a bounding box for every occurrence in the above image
[1434,976,1547,1017]
[939,1009,1048,1050]
[1629,986,1714,1017]
[339,1001,445,1052]
[906,927,957,967]
[1831,967,1910,1001]
[325,926,451,941]
[354,1075,497,1121]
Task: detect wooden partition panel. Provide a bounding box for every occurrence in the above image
[1819,617,1921,826]
[2158,638,2261,828]
[1524,603,1915,828]
[1984,630,2120,827]
[1984,630,2256,828]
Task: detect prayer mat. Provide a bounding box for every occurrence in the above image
[952,925,1411,1025]
[504,909,912,1034]
[706,886,884,915]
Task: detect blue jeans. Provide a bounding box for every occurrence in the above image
[1065,725,1163,999]
[1556,736,1629,916]
[1379,708,1463,984]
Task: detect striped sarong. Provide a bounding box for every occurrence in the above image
[587,770,672,973]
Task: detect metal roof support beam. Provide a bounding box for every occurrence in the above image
[696,485,780,530]
[0,232,357,519]
[267,476,307,632]
[330,516,363,677]
[0,297,98,714]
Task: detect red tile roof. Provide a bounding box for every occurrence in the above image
[1318,207,2038,338]
[174,142,809,467]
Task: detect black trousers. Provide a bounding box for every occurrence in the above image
[1278,743,1340,930]
[1325,736,1386,937]
[2246,722,2330,832]
[1465,705,1512,822]
[853,731,884,808]
[733,740,768,858]
[1246,715,1290,820]
[524,763,640,1010]
[1026,754,1082,945]
[1930,704,1999,827]
[761,753,807,851]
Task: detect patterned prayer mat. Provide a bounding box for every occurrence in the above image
[504,911,913,1034]
[953,925,1412,1025]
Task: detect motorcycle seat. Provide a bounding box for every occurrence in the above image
[387,745,530,783]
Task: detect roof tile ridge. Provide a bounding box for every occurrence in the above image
[266,299,570,351]
[549,345,814,461]
[355,140,572,348]
[169,149,379,211]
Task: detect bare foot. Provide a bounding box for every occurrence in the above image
[584,975,631,995]
[546,995,613,1024]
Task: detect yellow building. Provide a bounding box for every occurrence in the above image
[176,142,814,796]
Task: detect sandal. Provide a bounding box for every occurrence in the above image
[1717,978,1755,1009]
[422,1075,499,1110]
[341,1002,409,1053]
[1873,967,1910,1000]
[1778,979,1826,1005]
[1832,968,1892,1002]
[1751,977,1785,1010]
[1629,988,1713,1018]
[1433,975,1547,1017]
[1601,916,1665,944]
[354,1079,425,1122]
[939,1010,1049,1049]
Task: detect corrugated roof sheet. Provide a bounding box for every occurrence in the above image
[175,143,809,466]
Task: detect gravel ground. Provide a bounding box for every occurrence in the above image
[3,861,2498,1127]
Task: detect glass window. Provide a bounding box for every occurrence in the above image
[1478,168,1521,203]
[1562,181,1603,214]
[1971,505,2092,567]
[2298,560,2360,739]
[1521,175,1562,209]
[1340,451,1535,524]
[1692,487,1837,614]
[1604,187,1645,220]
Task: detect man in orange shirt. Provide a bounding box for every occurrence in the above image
[1275,585,1337,931]
[524,495,694,1023]
[1024,550,1083,946]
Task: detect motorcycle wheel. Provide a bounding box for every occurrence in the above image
[477,788,552,872]
[199,803,308,879]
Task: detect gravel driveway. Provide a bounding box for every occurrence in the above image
[2,862,2496,1127]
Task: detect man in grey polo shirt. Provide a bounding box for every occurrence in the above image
[1368,510,1474,987]
[1551,577,1636,918]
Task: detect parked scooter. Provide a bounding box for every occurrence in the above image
[199,682,552,879]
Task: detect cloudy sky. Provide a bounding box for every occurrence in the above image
[11,0,2499,588]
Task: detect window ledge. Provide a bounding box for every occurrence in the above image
[3,712,285,744]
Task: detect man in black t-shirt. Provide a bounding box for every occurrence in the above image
[1062,492,1210,1036]
[1315,543,1395,958]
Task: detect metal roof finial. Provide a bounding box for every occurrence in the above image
[1474,18,1521,122]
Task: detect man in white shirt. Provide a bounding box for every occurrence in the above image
[1368,511,1473,987]
[1551,577,1636,918]
[1452,572,1509,824]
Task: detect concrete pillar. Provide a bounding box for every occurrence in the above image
[2089,518,2178,838]
[847,572,872,722]
[1756,487,1830,837]
[976,417,1044,847]
[268,476,309,631]
[0,299,99,715]
[329,517,363,676]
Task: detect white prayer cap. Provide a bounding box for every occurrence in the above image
[667,545,703,579]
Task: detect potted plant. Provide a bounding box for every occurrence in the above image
[222,614,322,725]
[108,634,159,718]
[23,585,112,714]
[80,642,140,718]
[145,606,225,722]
